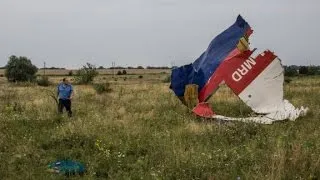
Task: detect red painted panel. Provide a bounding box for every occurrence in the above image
[224,50,276,95]
[192,102,215,117]
[198,50,277,102]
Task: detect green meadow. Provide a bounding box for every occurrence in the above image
[0,75,319,179]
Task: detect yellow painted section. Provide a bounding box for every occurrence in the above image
[237,37,249,52]
[184,84,199,108]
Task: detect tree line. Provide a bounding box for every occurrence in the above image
[101,66,171,69]
[284,65,320,76]
[2,55,320,83]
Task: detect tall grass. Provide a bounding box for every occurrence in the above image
[0,77,319,179]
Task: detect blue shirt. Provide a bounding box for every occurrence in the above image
[57,83,73,100]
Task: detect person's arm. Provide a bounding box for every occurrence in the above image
[57,84,60,99]
[69,86,74,100]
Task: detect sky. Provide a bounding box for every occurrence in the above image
[0,0,319,68]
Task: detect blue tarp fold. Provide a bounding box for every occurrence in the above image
[170,15,251,97]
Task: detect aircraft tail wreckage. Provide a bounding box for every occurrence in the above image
[170,15,308,124]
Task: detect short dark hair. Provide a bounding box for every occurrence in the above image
[63,78,66,82]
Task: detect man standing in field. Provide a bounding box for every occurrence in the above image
[57,78,73,117]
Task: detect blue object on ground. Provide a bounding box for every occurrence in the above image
[48,160,86,176]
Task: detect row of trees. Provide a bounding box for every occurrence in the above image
[4,56,99,84]
[102,66,171,69]
[39,67,65,70]
[284,65,320,76]
[104,66,144,69]
[3,55,320,83]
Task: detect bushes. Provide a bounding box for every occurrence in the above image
[93,83,112,94]
[308,66,320,75]
[37,76,51,87]
[299,66,309,75]
[5,55,38,82]
[68,70,73,76]
[285,66,298,77]
[76,63,98,84]
[162,75,171,83]
[284,77,292,84]
[117,70,127,75]
[284,65,320,77]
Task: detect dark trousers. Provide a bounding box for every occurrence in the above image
[58,99,72,117]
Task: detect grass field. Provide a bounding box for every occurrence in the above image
[0,74,319,179]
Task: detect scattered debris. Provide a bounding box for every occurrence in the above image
[47,160,86,176]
